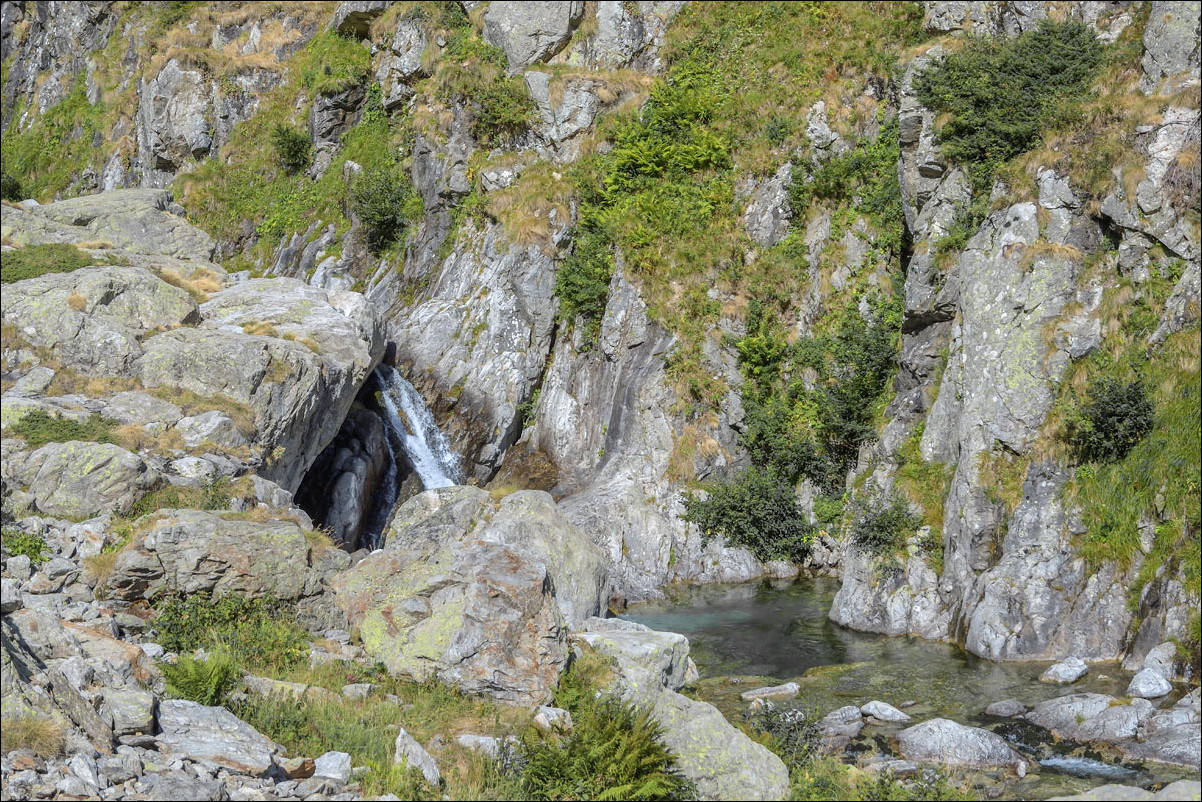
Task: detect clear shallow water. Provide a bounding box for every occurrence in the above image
[623,578,1198,798]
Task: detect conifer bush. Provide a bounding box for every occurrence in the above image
[270,124,312,174]
[1066,377,1154,463]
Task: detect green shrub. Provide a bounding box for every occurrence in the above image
[153,594,309,674]
[472,78,535,145]
[350,167,423,253]
[162,646,239,705]
[1,526,50,564]
[8,409,118,447]
[555,221,615,338]
[1066,377,1154,463]
[684,467,814,562]
[270,124,312,174]
[521,696,689,801]
[1,171,22,201]
[1,243,94,284]
[850,494,922,554]
[915,20,1104,191]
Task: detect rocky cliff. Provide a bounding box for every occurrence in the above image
[2,1,1201,798]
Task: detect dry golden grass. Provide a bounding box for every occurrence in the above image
[0,717,66,758]
[74,240,113,250]
[487,162,573,252]
[242,321,281,337]
[83,548,121,587]
[666,419,722,483]
[66,292,87,312]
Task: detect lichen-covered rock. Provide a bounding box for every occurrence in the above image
[1,266,198,377]
[576,617,693,692]
[554,1,684,72]
[1140,1,1201,94]
[16,442,161,519]
[5,189,216,260]
[1127,668,1173,699]
[97,508,324,603]
[330,0,390,37]
[740,163,793,248]
[483,1,584,72]
[330,486,608,704]
[897,718,1027,776]
[1041,657,1089,684]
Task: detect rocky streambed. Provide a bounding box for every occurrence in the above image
[626,579,1202,800]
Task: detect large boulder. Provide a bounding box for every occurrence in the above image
[577,622,788,801]
[97,509,324,603]
[897,718,1027,776]
[1140,1,1201,94]
[139,278,384,492]
[483,1,584,72]
[0,265,198,377]
[7,189,215,260]
[156,699,282,776]
[331,487,608,704]
[15,442,161,519]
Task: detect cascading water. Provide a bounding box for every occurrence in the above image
[360,364,461,548]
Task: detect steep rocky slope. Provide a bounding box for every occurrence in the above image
[2,0,1201,799]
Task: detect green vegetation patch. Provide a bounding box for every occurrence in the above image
[8,409,119,447]
[916,20,1105,192]
[1064,376,1154,464]
[684,466,813,563]
[1,526,51,564]
[1,243,95,284]
[152,593,310,675]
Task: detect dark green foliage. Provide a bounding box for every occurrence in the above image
[162,646,238,705]
[350,167,423,253]
[751,706,820,769]
[915,20,1104,190]
[270,124,312,173]
[850,494,922,554]
[1067,377,1155,463]
[1,243,94,284]
[521,698,689,801]
[555,221,615,338]
[684,467,814,562]
[1,527,50,564]
[471,79,534,145]
[9,410,118,448]
[1,171,22,201]
[152,594,309,674]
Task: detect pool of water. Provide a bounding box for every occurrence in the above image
[623,577,1198,799]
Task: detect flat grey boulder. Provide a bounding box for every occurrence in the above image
[2,189,215,260]
[1127,668,1173,699]
[394,727,440,786]
[897,718,1027,776]
[156,699,281,776]
[1041,657,1089,684]
[861,700,911,722]
[17,442,161,519]
[1,265,198,377]
[1026,693,1117,740]
[741,683,800,702]
[98,508,323,602]
[483,1,584,71]
[313,750,352,783]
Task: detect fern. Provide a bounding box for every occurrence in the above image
[162,646,238,706]
[521,696,689,801]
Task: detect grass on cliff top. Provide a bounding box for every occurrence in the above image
[0,242,94,283]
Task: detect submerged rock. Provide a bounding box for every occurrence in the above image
[861,700,912,723]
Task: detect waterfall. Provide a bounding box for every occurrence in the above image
[377,364,461,489]
[360,365,461,548]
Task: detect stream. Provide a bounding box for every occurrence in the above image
[623,577,1199,800]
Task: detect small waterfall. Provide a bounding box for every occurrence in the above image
[376,364,460,489]
[361,365,461,548]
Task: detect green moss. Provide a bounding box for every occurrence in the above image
[294,29,373,96]
[895,424,954,535]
